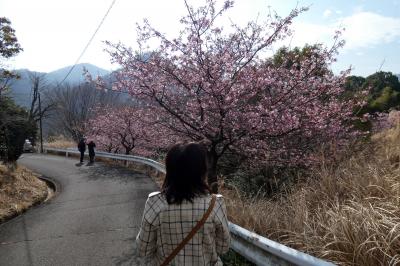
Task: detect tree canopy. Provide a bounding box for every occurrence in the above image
[0,17,22,59]
[0,97,36,162]
[93,0,361,191]
[0,17,23,95]
[0,17,35,163]
[345,71,400,115]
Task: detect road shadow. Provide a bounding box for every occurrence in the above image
[75,162,84,167]
[80,163,149,184]
[112,235,156,266]
[113,236,142,266]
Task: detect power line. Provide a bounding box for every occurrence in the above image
[378,58,386,72]
[58,0,117,86]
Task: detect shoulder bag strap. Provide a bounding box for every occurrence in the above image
[160,194,217,266]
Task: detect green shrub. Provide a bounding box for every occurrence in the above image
[221,249,255,266]
[0,96,36,162]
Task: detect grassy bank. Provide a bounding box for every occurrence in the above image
[45,135,75,149]
[0,163,48,223]
[222,128,400,265]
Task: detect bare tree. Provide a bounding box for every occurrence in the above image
[28,73,55,122]
[46,81,122,141]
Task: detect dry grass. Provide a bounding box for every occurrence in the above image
[0,163,48,223]
[222,128,400,266]
[44,135,75,149]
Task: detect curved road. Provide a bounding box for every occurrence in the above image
[0,153,158,266]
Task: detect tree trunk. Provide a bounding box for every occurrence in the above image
[207,150,219,193]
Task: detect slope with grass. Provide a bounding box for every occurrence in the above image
[0,163,48,223]
[223,128,400,266]
[44,135,76,149]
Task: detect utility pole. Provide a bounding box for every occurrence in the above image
[38,92,43,153]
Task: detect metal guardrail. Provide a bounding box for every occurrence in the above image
[45,147,165,173]
[43,147,335,266]
[229,223,334,266]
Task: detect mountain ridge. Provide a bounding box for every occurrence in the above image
[6,63,111,107]
[45,63,110,83]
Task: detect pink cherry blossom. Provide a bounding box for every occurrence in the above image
[92,0,361,192]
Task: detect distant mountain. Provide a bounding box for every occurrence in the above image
[6,69,46,107]
[6,63,111,107]
[46,63,110,84]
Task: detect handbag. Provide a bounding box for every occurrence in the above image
[160,194,217,266]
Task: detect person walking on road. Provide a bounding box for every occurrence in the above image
[136,142,231,265]
[77,138,86,163]
[87,140,96,164]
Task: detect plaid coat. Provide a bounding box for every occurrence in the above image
[136,192,231,265]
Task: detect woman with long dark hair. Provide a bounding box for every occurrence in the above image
[136,142,230,265]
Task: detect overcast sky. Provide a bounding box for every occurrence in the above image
[0,0,399,76]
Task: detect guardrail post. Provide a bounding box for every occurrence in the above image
[66,151,69,158]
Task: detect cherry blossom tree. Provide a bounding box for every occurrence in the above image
[85,106,157,156]
[104,0,360,192]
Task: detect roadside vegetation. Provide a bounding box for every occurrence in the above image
[1,17,38,165]
[222,127,400,266]
[0,163,48,223]
[44,135,75,149]
[0,17,49,223]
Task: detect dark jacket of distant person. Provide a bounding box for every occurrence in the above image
[78,139,86,152]
[87,141,96,156]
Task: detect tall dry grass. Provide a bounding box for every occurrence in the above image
[222,128,400,266]
[44,135,75,149]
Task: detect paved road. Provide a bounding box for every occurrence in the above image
[0,154,158,266]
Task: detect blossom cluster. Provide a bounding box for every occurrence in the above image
[91,0,362,186]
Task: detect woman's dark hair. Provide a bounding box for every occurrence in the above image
[162,142,210,204]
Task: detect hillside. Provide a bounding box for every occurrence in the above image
[224,127,400,265]
[5,63,111,107]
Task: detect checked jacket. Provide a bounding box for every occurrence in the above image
[136,192,231,265]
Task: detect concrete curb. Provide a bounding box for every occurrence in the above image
[38,175,60,202]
